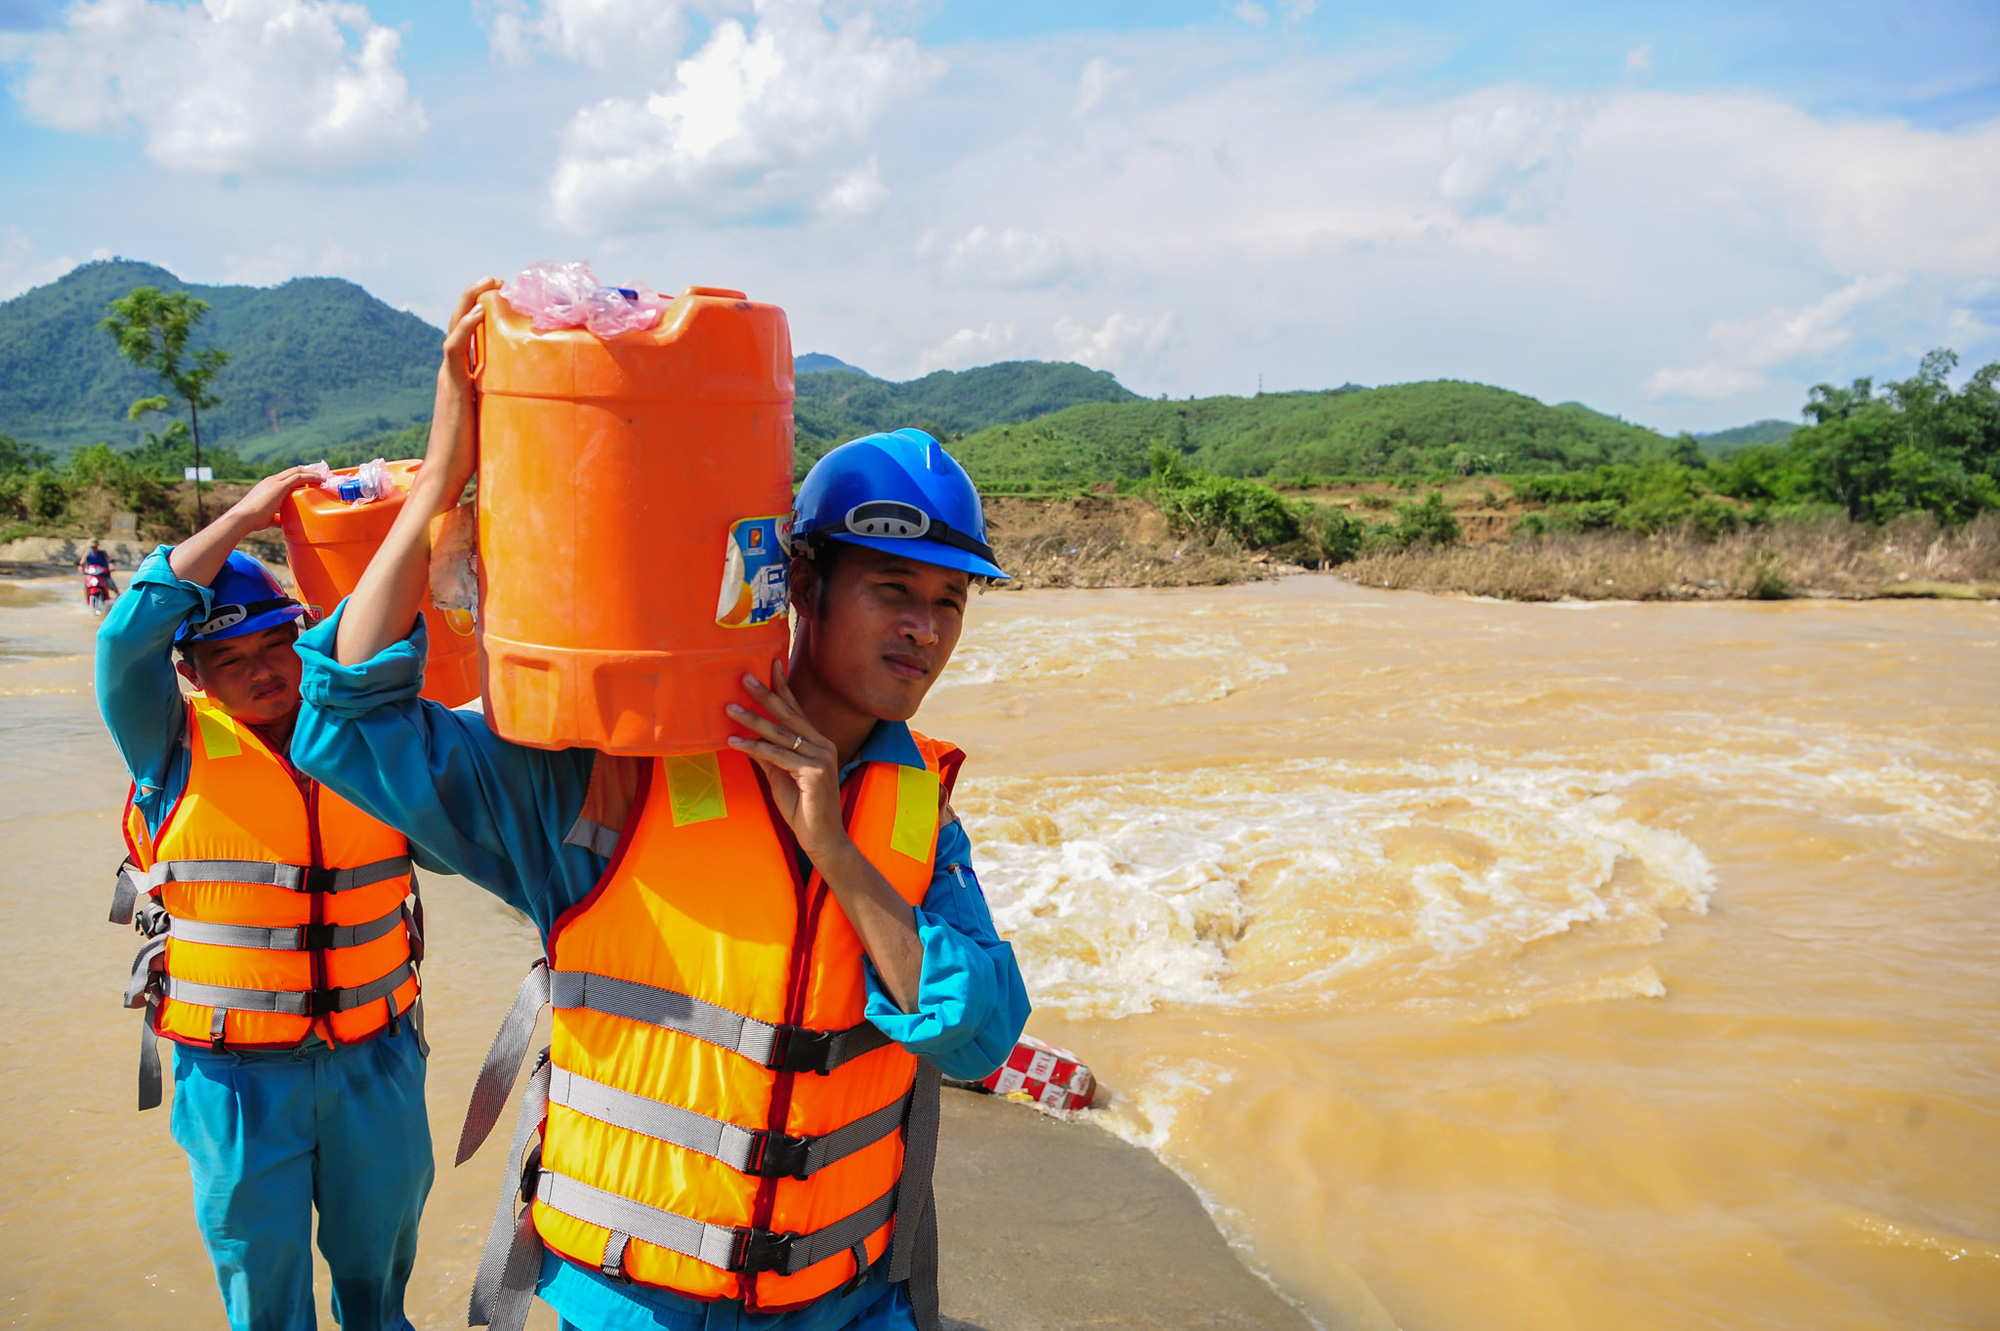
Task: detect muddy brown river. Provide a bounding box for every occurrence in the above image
[3,574,1995,1329]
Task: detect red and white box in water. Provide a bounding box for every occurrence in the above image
[979,1034,1098,1112]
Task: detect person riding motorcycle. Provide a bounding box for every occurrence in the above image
[80,539,118,609]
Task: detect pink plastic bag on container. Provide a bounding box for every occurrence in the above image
[499,260,669,337]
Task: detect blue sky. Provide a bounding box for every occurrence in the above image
[3,1,1998,432]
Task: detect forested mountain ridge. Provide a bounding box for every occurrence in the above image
[1695,419,1797,452]
[795,360,1140,463]
[951,380,1691,484]
[0,259,440,461]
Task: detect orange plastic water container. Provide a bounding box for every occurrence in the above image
[472,285,795,755]
[279,459,482,707]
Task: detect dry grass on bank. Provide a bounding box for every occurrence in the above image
[983,494,1268,589]
[1344,513,2000,601]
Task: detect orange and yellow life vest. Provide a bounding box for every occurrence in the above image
[112,693,422,1109]
[459,733,962,1327]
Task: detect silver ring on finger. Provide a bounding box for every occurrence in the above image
[791,733,805,752]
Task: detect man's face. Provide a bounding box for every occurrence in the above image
[176,622,304,726]
[801,543,969,722]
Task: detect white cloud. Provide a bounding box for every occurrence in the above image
[929,226,1078,289]
[1231,3,1267,27]
[885,51,2000,414]
[484,0,691,78]
[0,228,79,301]
[917,321,1018,373]
[1055,311,1176,375]
[1074,55,1121,116]
[817,156,887,218]
[1646,275,1905,403]
[1436,95,1581,218]
[546,0,943,232]
[1284,1,1317,20]
[13,0,425,175]
[220,242,368,286]
[1625,43,1652,73]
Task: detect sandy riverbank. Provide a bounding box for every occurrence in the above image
[0,574,1307,1331]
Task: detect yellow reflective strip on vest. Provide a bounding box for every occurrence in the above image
[890,765,939,861]
[193,706,242,760]
[663,753,727,827]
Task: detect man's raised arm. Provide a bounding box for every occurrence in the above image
[335,277,497,665]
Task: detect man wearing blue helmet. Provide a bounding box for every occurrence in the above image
[95,469,435,1331]
[287,283,1028,1331]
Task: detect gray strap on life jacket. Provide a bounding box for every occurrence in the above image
[123,934,168,1009]
[468,1054,552,1331]
[535,1168,900,1279]
[550,969,892,1074]
[162,959,414,1015]
[128,854,413,894]
[110,859,143,925]
[163,904,408,952]
[121,933,170,1111]
[887,1058,943,1331]
[560,815,621,859]
[409,995,431,1059]
[458,960,552,1165]
[137,994,164,1111]
[547,1067,911,1181]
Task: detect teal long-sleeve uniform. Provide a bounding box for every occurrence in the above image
[289,602,1032,1331]
[95,547,432,1331]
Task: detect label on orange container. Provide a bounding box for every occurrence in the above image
[715,516,792,629]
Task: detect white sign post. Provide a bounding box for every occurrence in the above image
[183,466,214,482]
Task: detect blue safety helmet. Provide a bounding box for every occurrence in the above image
[792,428,1007,580]
[175,551,306,645]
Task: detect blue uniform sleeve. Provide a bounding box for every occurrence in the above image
[94,546,207,836]
[863,818,1031,1081]
[291,602,598,923]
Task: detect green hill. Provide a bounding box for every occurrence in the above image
[0,259,440,462]
[1695,419,1797,453]
[951,381,1686,485]
[795,353,866,374]
[796,360,1140,465]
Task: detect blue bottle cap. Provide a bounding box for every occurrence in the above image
[336,479,363,502]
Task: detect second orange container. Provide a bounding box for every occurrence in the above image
[279,459,482,707]
[472,284,795,755]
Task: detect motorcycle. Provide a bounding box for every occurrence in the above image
[84,569,113,616]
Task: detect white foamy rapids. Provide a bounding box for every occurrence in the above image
[937,614,1286,702]
[958,758,1719,1019]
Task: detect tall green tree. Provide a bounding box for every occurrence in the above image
[0,433,53,475]
[100,287,229,524]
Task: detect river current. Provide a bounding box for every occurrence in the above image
[2,574,1995,1328]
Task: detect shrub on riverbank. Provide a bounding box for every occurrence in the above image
[1341,513,2000,601]
[1148,449,1365,566]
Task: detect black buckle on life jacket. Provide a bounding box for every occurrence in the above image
[303,866,338,894]
[768,1025,839,1075]
[520,1142,543,1207]
[297,922,337,951]
[134,900,172,939]
[300,986,342,1017]
[733,1228,800,1277]
[747,1130,812,1180]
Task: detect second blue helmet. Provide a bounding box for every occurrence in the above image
[175,550,305,644]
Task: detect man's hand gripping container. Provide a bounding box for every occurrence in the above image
[280,460,482,707]
[471,285,795,755]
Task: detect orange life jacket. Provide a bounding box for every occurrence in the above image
[457,733,962,1323]
[112,693,422,1109]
